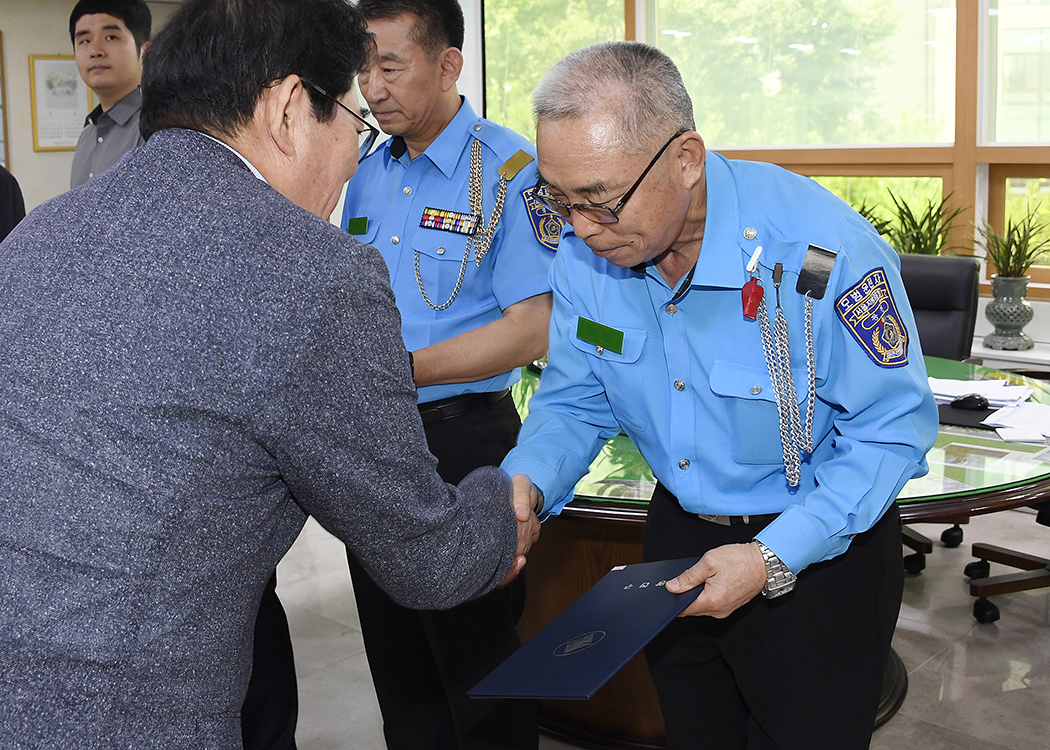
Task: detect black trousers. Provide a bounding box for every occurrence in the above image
[242,571,298,750]
[347,393,538,750]
[643,483,904,750]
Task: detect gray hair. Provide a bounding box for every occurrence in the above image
[532,41,695,154]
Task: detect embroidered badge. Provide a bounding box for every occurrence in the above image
[419,207,479,236]
[522,189,565,251]
[835,268,909,368]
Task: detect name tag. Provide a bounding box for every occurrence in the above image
[577,317,624,354]
[346,216,369,235]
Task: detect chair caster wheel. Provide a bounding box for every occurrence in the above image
[941,525,964,548]
[964,560,990,579]
[903,552,926,574]
[973,597,1000,623]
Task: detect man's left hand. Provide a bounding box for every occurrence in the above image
[665,542,768,618]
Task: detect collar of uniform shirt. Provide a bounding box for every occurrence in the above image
[200,132,269,184]
[628,258,697,300]
[670,262,697,302]
[622,153,748,294]
[386,96,481,179]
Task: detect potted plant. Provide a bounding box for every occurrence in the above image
[978,205,1050,350]
[856,190,966,255]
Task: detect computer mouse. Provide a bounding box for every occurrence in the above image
[951,393,990,410]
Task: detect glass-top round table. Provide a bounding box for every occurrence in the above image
[511,357,1050,750]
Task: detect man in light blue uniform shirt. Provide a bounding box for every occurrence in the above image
[503,42,938,750]
[339,1,558,748]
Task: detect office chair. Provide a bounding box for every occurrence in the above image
[898,254,981,573]
[965,500,1050,622]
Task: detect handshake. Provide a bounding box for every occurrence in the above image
[502,473,542,586]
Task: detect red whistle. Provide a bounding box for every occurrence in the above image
[742,277,763,320]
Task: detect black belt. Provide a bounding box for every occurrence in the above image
[417,389,511,426]
[696,512,780,526]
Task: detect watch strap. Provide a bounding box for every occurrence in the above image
[756,541,796,598]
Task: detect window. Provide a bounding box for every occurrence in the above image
[483,0,624,141]
[815,176,944,222]
[647,0,955,147]
[481,0,1050,297]
[986,1,1050,142]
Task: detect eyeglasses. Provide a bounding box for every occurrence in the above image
[531,130,689,225]
[301,78,380,162]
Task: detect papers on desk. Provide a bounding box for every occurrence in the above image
[928,377,1048,444]
[983,403,1050,444]
[927,377,1033,407]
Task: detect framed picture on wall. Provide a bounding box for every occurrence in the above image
[1,33,10,168]
[29,55,92,151]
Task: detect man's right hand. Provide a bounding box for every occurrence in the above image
[501,473,541,586]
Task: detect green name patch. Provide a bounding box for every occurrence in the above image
[346,216,369,235]
[577,317,624,354]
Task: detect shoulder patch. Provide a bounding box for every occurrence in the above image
[522,188,565,251]
[834,268,909,368]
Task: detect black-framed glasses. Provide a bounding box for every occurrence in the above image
[301,78,380,162]
[531,130,689,225]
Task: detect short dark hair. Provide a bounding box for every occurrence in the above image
[358,0,464,56]
[69,0,152,52]
[140,0,373,140]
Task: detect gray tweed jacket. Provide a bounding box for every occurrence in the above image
[0,128,517,749]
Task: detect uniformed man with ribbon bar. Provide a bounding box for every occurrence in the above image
[338,2,560,749]
[501,42,938,750]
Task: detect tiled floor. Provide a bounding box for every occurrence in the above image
[277,508,1050,750]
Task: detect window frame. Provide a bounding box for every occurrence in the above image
[619,0,1050,299]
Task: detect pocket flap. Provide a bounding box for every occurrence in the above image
[411,227,470,262]
[710,360,779,402]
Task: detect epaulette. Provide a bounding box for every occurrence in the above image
[498,150,534,181]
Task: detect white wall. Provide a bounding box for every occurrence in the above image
[0,0,178,211]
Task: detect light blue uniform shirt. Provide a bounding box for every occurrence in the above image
[502,152,938,573]
[341,98,558,404]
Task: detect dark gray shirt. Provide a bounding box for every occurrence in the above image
[1,128,517,749]
[70,87,144,189]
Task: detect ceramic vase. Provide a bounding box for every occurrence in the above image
[983,274,1034,350]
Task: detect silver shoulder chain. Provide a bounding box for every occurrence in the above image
[414,139,507,311]
[756,275,816,487]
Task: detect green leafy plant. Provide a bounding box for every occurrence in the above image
[854,200,892,237]
[878,190,966,255]
[976,205,1050,277]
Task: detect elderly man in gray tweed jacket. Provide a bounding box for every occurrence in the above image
[0,0,541,747]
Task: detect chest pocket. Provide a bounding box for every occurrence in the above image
[570,319,648,433]
[409,226,478,305]
[709,359,806,466]
[347,219,379,246]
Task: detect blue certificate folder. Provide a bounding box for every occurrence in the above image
[469,557,702,700]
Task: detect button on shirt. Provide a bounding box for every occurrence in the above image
[341,98,555,404]
[71,88,145,189]
[502,151,938,574]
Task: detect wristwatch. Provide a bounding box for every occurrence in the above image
[755,541,796,598]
